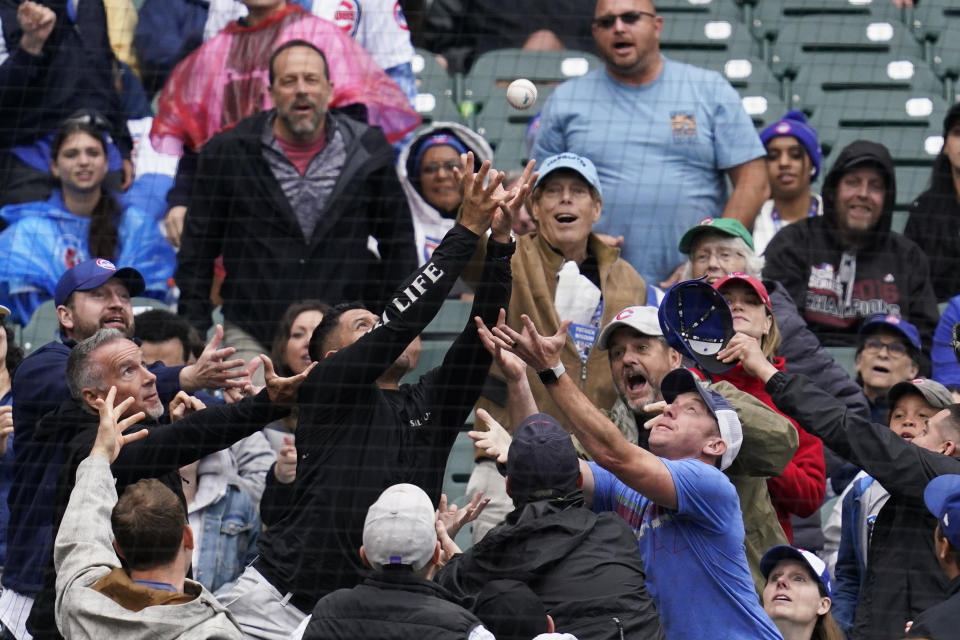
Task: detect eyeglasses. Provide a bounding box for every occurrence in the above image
[421,161,459,175]
[592,10,656,29]
[862,338,909,358]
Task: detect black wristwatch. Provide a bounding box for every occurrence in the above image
[537,362,566,385]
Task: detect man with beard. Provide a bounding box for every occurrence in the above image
[1,258,246,640]
[176,40,417,385]
[595,304,798,590]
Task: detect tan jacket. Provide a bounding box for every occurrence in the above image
[470,232,647,442]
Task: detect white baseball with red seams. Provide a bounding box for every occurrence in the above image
[506,79,538,110]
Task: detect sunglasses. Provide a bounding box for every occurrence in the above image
[592,10,656,29]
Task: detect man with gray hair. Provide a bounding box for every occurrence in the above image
[26,328,310,640]
[301,483,493,640]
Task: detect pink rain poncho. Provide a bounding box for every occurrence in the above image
[150,3,420,154]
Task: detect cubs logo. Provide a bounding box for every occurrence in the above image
[774,122,793,135]
[698,217,714,226]
[96,258,117,271]
[670,112,697,139]
[394,1,409,30]
[616,308,634,321]
[334,0,360,37]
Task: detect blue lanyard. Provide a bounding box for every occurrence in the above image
[770,197,819,231]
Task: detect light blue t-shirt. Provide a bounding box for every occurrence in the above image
[589,458,783,640]
[532,58,765,284]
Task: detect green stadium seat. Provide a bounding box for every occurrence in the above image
[825,345,858,378]
[753,1,906,59]
[412,48,464,126]
[768,16,923,79]
[19,300,59,354]
[441,430,479,550]
[895,165,932,207]
[891,210,910,234]
[462,49,600,168]
[659,12,757,58]
[461,48,601,115]
[423,299,473,338]
[909,0,960,58]
[928,22,960,99]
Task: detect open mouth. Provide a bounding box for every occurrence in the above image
[555,213,578,224]
[872,366,890,375]
[773,595,791,602]
[626,372,648,394]
[102,316,127,328]
[613,41,633,53]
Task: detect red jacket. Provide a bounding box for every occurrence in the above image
[696,360,825,542]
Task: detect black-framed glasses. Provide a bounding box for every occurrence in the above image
[862,337,909,358]
[592,10,656,29]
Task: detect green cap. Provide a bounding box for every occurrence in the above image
[678,218,754,254]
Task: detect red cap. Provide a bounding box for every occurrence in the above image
[713,272,772,310]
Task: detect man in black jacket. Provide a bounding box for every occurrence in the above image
[437,413,665,640]
[218,154,532,638]
[176,40,417,384]
[724,332,960,640]
[763,140,939,352]
[303,483,493,640]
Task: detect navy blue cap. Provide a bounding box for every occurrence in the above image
[924,475,960,550]
[54,259,145,307]
[658,278,735,375]
[506,413,580,501]
[860,313,921,354]
[660,368,743,470]
[761,545,834,599]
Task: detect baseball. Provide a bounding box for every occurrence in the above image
[506,79,538,110]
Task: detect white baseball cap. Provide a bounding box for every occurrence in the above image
[597,305,662,351]
[362,484,437,571]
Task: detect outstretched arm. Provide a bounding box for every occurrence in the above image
[492,315,679,509]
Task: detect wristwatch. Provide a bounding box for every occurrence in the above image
[537,362,566,385]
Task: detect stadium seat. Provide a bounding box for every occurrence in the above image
[825,345,858,378]
[928,22,960,99]
[423,299,473,339]
[412,48,464,127]
[441,430,479,550]
[19,300,59,354]
[753,1,906,60]
[767,16,923,79]
[909,0,960,58]
[463,49,601,168]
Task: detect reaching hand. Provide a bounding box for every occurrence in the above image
[475,310,527,382]
[90,387,149,462]
[436,492,490,540]
[164,206,187,248]
[168,391,207,423]
[17,2,55,56]
[490,159,538,242]
[274,435,297,484]
[455,152,507,237]
[468,409,513,464]
[0,406,13,458]
[594,232,624,249]
[179,325,248,392]
[261,354,316,405]
[490,314,568,373]
[717,332,779,382]
[427,519,462,578]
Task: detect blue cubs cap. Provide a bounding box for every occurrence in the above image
[860,313,922,354]
[54,258,145,307]
[761,545,834,599]
[506,413,580,501]
[534,153,602,198]
[925,475,960,550]
[412,132,469,175]
[660,368,742,470]
[659,278,735,375]
[760,110,823,179]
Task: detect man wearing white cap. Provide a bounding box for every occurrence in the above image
[301,484,493,640]
[485,315,783,639]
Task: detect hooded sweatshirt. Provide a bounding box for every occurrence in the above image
[763,140,939,352]
[396,122,494,266]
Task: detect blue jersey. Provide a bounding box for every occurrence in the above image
[590,458,783,639]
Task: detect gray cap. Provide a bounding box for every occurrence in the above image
[888,378,955,412]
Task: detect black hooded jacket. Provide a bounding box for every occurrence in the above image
[763,140,939,351]
[436,495,665,640]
